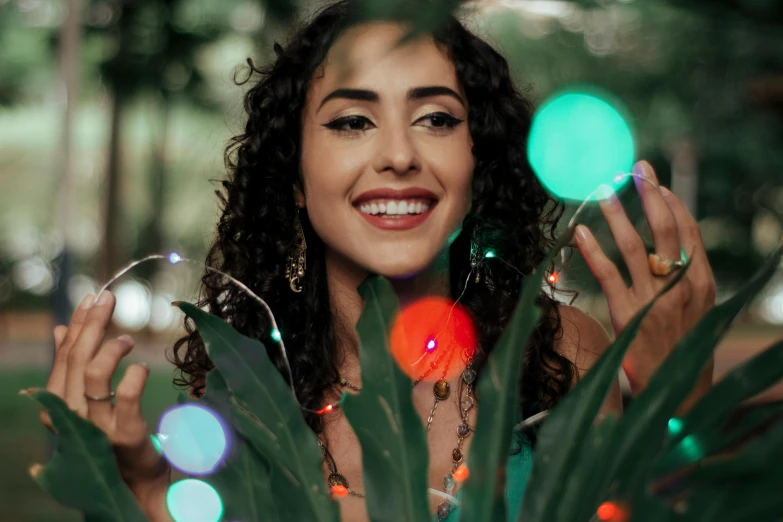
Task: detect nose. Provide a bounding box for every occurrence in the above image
[372,122,421,176]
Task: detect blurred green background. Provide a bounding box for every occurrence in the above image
[1,0,782,519]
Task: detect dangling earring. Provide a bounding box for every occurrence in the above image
[469,229,482,284]
[285,208,307,293]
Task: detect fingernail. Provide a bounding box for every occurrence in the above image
[596,184,615,201]
[80,293,95,309]
[575,225,590,243]
[118,334,134,346]
[96,291,110,306]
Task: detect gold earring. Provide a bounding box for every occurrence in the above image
[285,209,307,293]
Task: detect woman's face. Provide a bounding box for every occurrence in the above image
[298,22,474,279]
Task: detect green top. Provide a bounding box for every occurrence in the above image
[434,437,534,521]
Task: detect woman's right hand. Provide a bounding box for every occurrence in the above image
[40,290,172,521]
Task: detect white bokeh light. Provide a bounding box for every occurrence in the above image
[111,280,151,330]
[149,293,179,332]
[12,256,54,295]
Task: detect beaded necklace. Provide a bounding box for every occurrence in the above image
[317,351,476,520]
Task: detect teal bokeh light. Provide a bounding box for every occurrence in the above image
[158,404,230,475]
[166,479,223,522]
[527,89,635,202]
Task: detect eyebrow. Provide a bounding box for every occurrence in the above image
[317,86,465,111]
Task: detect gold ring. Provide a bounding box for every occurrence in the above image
[648,253,685,277]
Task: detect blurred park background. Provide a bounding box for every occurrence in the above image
[1,0,782,520]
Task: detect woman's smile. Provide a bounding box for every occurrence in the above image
[352,186,440,230]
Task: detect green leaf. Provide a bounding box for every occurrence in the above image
[519,250,692,522]
[458,235,553,522]
[175,302,338,522]
[669,337,783,447]
[21,388,148,522]
[201,369,280,522]
[606,242,783,498]
[341,276,431,522]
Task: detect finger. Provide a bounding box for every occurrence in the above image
[660,186,716,305]
[114,363,151,437]
[85,336,135,430]
[598,186,654,293]
[575,225,632,317]
[46,293,96,398]
[64,291,116,416]
[633,161,681,262]
[53,325,68,348]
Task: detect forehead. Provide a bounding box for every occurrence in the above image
[308,22,461,102]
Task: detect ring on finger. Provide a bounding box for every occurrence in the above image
[648,253,685,277]
[85,390,115,401]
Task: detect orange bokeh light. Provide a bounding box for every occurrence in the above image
[389,296,477,382]
[330,485,348,498]
[453,465,470,482]
[596,502,629,522]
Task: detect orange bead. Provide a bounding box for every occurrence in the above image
[453,465,470,482]
[330,485,349,498]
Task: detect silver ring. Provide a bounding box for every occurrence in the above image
[84,390,115,401]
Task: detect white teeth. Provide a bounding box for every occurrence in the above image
[357,198,433,217]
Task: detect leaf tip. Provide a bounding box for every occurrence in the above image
[28,463,44,479]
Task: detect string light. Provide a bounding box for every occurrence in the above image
[89,171,660,422]
[667,417,684,436]
[547,272,559,285]
[330,485,349,498]
[596,501,629,522]
[426,337,437,352]
[315,404,334,415]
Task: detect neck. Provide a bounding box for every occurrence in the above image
[325,246,452,385]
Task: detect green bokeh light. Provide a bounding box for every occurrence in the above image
[166,479,223,522]
[667,417,684,436]
[271,328,282,341]
[527,90,636,202]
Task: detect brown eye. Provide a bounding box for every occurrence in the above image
[323,115,374,132]
[416,112,463,130]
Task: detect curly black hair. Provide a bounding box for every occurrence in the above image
[169,0,575,443]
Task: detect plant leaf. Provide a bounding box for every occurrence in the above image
[201,369,280,522]
[606,242,783,499]
[22,388,148,522]
[175,301,338,522]
[519,252,692,522]
[341,276,430,522]
[669,337,783,448]
[458,242,551,522]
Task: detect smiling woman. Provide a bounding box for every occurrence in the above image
[169,3,579,519]
[154,1,715,521]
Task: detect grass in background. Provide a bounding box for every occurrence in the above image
[1,366,180,522]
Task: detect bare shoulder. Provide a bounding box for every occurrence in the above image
[551,303,623,414]
[552,303,612,379]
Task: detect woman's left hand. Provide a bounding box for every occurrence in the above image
[574,160,716,399]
